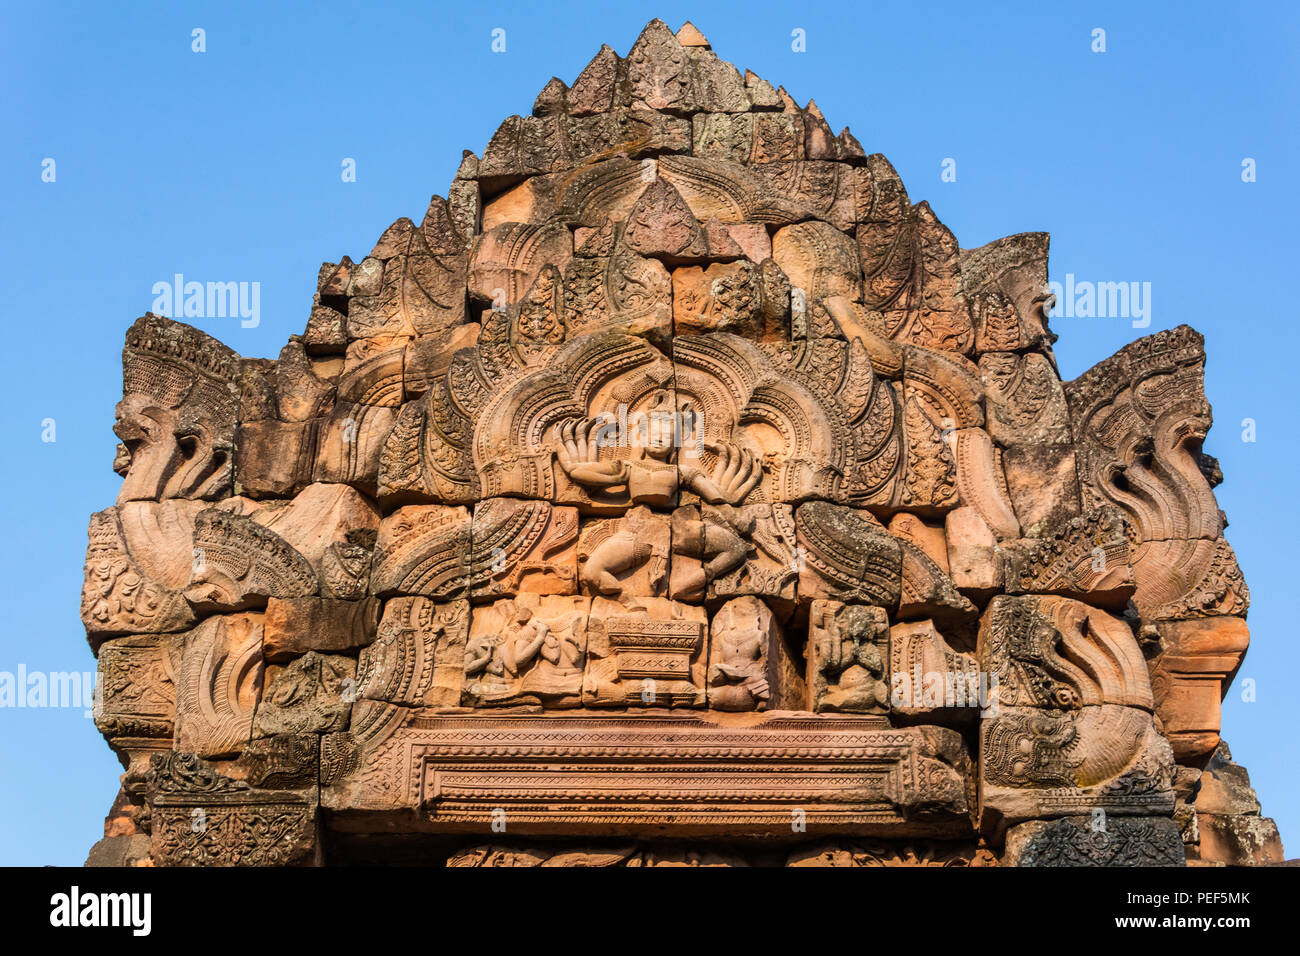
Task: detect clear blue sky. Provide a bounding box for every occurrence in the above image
[2,0,1295,865]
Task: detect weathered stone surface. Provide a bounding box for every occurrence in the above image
[184,508,318,611]
[1001,444,1081,537]
[262,596,380,661]
[173,613,265,758]
[1067,325,1248,621]
[1194,813,1285,866]
[961,233,1052,354]
[578,505,670,599]
[239,482,381,579]
[348,220,467,338]
[370,504,472,598]
[253,652,355,736]
[1002,507,1136,609]
[312,400,397,493]
[807,601,890,714]
[671,503,798,604]
[977,594,1174,833]
[471,498,579,599]
[796,502,903,607]
[83,19,1278,868]
[116,314,240,503]
[1002,816,1184,867]
[95,634,182,739]
[468,222,572,307]
[890,619,981,722]
[234,418,316,497]
[358,598,468,708]
[979,352,1070,446]
[945,507,1003,596]
[82,501,203,641]
[888,513,949,573]
[463,595,589,708]
[787,841,996,867]
[323,712,971,831]
[144,751,319,866]
[672,261,764,337]
[1150,617,1250,761]
[622,177,708,262]
[979,595,1154,712]
[583,597,707,707]
[707,596,804,711]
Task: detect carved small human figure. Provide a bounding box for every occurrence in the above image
[500,607,551,679]
[518,612,585,699]
[819,606,889,713]
[465,604,549,703]
[580,507,667,598]
[464,630,505,679]
[670,506,753,601]
[709,619,770,711]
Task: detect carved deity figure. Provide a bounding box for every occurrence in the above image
[554,389,761,506]
[817,605,889,713]
[578,506,669,600]
[465,603,584,704]
[669,505,752,601]
[708,617,771,711]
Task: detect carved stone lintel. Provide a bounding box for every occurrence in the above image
[1002,815,1184,867]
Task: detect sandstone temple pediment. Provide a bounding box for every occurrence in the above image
[82,19,1281,868]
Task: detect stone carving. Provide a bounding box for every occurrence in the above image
[583,597,707,707]
[464,596,589,707]
[787,841,996,867]
[807,601,890,714]
[977,595,1174,833]
[444,840,996,866]
[979,595,1154,711]
[795,502,902,607]
[1001,507,1135,608]
[145,752,318,867]
[358,598,468,708]
[447,844,749,867]
[185,508,318,611]
[706,596,804,711]
[252,651,355,736]
[95,634,181,739]
[1148,617,1249,761]
[471,498,579,599]
[979,352,1071,446]
[115,314,240,503]
[370,505,472,598]
[1002,815,1184,867]
[82,18,1277,867]
[1066,325,1248,621]
[670,503,798,604]
[82,503,202,640]
[578,505,670,598]
[961,233,1052,354]
[173,613,265,758]
[890,620,981,721]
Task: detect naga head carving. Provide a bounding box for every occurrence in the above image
[115,314,240,503]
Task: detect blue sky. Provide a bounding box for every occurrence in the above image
[1,0,1295,865]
